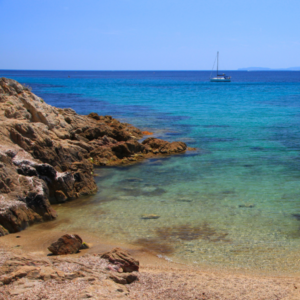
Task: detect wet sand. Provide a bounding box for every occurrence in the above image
[2,227,300,299]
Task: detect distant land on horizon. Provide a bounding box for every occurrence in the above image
[238,67,300,71]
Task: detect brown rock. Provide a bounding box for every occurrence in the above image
[142,137,187,154]
[0,200,43,233]
[48,234,83,255]
[0,224,9,236]
[0,265,66,284]
[55,190,68,202]
[1,266,36,284]
[87,112,102,121]
[101,248,139,272]
[0,77,189,235]
[109,272,139,284]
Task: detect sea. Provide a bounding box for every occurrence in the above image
[2,70,300,275]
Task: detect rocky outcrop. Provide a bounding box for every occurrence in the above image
[48,234,83,255]
[0,249,138,299]
[0,77,188,234]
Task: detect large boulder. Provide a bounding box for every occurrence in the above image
[48,234,83,255]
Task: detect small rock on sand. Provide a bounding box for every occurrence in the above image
[48,234,83,255]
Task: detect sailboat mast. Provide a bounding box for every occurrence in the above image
[217,51,219,75]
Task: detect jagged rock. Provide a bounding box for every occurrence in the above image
[48,234,83,255]
[0,251,134,299]
[0,77,189,234]
[101,248,139,272]
[0,198,43,233]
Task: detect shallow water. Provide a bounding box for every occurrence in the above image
[2,70,300,274]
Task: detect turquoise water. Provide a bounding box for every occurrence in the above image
[2,70,300,273]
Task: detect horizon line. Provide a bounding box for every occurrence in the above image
[1,69,300,72]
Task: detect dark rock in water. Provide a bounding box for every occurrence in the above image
[176,199,193,203]
[141,214,160,219]
[48,234,82,255]
[292,214,300,221]
[239,204,255,208]
[101,248,139,272]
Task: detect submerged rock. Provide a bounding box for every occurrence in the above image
[239,204,255,208]
[292,214,300,221]
[48,234,83,255]
[141,214,160,220]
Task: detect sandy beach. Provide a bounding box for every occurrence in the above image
[1,228,300,300]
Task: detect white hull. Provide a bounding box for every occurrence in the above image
[210,77,231,82]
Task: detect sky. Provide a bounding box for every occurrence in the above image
[0,0,299,70]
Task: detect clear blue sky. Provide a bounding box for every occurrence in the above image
[1,0,299,70]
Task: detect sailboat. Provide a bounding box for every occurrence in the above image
[210,52,231,82]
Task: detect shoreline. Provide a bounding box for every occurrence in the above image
[1,229,300,300]
[2,220,300,279]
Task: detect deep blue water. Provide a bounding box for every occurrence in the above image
[2,70,300,274]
